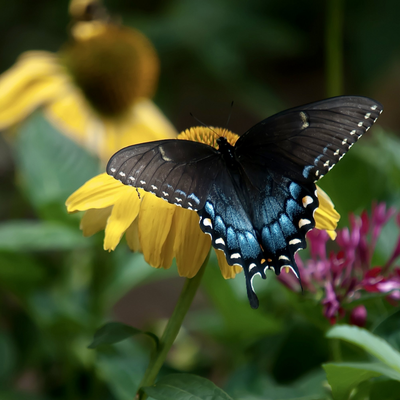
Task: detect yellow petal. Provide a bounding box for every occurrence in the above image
[215,249,242,279]
[0,51,66,129]
[0,77,67,130]
[46,96,178,162]
[325,230,337,240]
[66,173,128,212]
[101,98,178,160]
[156,212,177,270]
[173,208,211,278]
[315,185,340,240]
[104,188,141,251]
[128,98,177,141]
[44,88,105,155]
[80,207,112,237]
[138,194,176,268]
[0,51,60,102]
[125,217,141,252]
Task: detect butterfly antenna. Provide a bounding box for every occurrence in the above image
[189,112,208,127]
[189,112,221,138]
[225,101,234,128]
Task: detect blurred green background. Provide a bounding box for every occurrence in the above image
[1,0,400,399]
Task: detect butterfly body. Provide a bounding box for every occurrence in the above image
[107,96,383,308]
[217,137,239,169]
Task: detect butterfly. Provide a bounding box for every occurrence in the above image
[107,96,383,308]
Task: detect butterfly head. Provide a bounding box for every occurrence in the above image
[216,136,228,146]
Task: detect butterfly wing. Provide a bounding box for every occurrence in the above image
[229,96,383,306]
[197,168,266,309]
[197,164,319,308]
[107,139,223,210]
[235,96,383,183]
[244,167,318,277]
[107,139,270,308]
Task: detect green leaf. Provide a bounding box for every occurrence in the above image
[143,373,234,400]
[225,365,328,399]
[327,325,400,373]
[373,309,400,352]
[88,322,159,349]
[323,362,400,400]
[15,112,100,209]
[98,356,144,400]
[0,332,16,382]
[96,339,151,400]
[0,391,47,400]
[0,221,91,251]
[369,379,400,400]
[350,379,375,400]
[0,252,45,292]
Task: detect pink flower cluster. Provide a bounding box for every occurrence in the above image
[279,203,400,325]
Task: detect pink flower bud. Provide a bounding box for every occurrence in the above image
[350,305,367,327]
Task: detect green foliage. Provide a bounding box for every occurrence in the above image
[324,326,400,399]
[15,112,100,217]
[0,220,92,251]
[143,374,233,400]
[324,363,397,400]
[88,322,159,349]
[201,260,283,342]
[373,309,400,351]
[0,251,45,294]
[1,1,400,399]
[96,340,151,400]
[225,366,329,400]
[327,325,400,374]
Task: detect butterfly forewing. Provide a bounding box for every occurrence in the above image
[235,96,383,183]
[107,140,222,210]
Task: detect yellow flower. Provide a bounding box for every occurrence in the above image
[0,2,176,161]
[66,127,340,280]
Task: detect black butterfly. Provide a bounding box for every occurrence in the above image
[107,96,383,308]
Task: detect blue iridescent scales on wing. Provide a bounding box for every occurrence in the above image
[197,172,318,308]
[106,96,383,309]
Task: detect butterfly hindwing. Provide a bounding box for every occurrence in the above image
[197,169,266,308]
[197,166,319,308]
[107,139,222,210]
[247,172,318,277]
[235,96,383,183]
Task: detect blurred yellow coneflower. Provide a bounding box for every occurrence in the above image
[0,0,176,161]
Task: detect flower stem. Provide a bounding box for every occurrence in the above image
[326,0,344,97]
[330,338,342,362]
[137,254,209,399]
